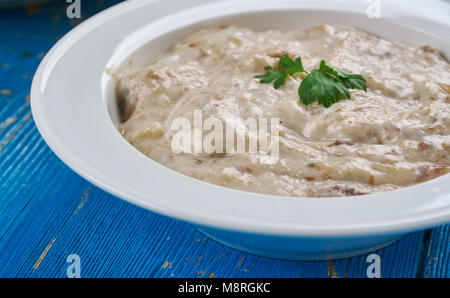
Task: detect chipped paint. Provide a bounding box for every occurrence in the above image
[31,187,91,270]
[237,256,244,267]
[194,256,201,266]
[0,135,14,152]
[0,89,12,95]
[209,272,215,278]
[197,270,205,277]
[0,117,16,129]
[74,187,90,215]
[33,238,56,269]
[328,261,340,278]
[162,261,171,269]
[0,112,32,152]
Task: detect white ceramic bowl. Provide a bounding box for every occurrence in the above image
[31,0,450,260]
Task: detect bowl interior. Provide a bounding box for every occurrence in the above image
[104,9,450,124]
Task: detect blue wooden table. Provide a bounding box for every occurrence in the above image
[0,0,448,278]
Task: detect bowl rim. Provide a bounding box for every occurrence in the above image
[31,0,450,237]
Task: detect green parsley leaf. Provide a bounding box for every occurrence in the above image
[298,70,350,108]
[278,55,307,74]
[254,66,287,89]
[339,74,367,91]
[254,54,307,89]
[255,56,367,107]
[319,61,367,91]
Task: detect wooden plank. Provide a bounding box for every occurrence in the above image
[421,226,449,278]
[0,161,430,278]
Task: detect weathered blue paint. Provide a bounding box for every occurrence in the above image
[0,0,448,278]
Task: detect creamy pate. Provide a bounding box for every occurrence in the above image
[115,25,450,197]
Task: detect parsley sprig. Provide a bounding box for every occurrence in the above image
[255,55,367,107]
[254,55,307,89]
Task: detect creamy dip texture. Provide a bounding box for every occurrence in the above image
[115,25,450,197]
